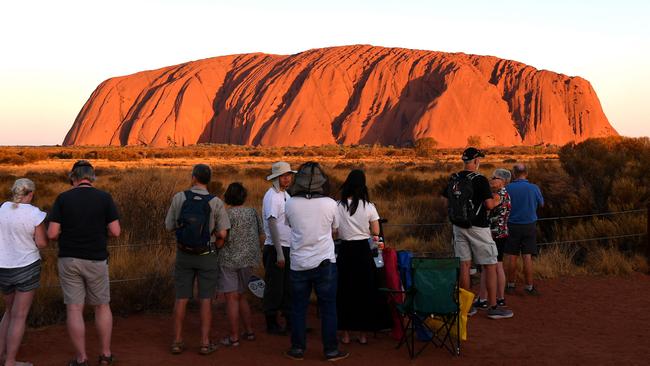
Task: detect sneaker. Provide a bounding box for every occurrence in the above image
[524,287,540,296]
[497,298,506,307]
[487,306,514,319]
[472,298,488,310]
[285,348,305,361]
[325,350,350,362]
[467,306,477,317]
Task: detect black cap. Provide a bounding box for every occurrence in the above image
[462,147,485,162]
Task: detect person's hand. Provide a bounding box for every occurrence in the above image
[492,192,501,203]
[276,260,286,269]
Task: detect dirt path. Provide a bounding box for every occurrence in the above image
[18,274,650,366]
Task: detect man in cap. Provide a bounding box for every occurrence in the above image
[443,148,513,319]
[47,160,121,366]
[504,163,544,295]
[262,161,296,335]
[164,164,230,355]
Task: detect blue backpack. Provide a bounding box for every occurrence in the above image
[175,190,214,253]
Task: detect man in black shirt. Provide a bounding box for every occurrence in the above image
[444,148,513,320]
[48,160,120,366]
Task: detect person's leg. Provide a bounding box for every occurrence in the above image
[459,261,471,290]
[482,264,497,307]
[281,246,292,329]
[0,292,16,360]
[239,294,253,335]
[225,292,240,340]
[497,262,506,300]
[289,269,312,352]
[199,299,212,346]
[94,304,113,358]
[67,304,88,363]
[523,254,534,288]
[506,255,518,287]
[4,291,34,366]
[478,270,487,302]
[173,299,189,343]
[314,262,339,357]
[263,246,282,331]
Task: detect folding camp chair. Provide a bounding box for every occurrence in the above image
[384,257,461,358]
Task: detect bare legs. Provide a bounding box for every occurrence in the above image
[67,303,113,363]
[479,262,506,301]
[0,291,35,366]
[173,298,214,346]
[506,254,534,288]
[225,292,253,340]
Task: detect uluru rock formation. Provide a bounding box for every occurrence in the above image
[63,45,617,147]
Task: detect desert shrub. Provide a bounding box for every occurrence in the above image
[415,137,438,157]
[373,174,439,198]
[467,135,482,147]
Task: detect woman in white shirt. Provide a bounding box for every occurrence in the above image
[0,178,48,366]
[336,170,391,345]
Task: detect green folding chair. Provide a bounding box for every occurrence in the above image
[391,257,461,358]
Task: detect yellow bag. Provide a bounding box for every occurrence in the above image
[425,288,474,341]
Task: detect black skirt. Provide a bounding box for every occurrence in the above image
[336,239,392,332]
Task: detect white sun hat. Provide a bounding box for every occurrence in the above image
[266,161,297,181]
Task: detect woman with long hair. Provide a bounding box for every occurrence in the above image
[0,178,48,366]
[336,170,391,345]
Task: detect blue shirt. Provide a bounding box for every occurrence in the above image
[506,179,544,224]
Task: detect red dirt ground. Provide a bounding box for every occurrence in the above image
[17,274,650,366]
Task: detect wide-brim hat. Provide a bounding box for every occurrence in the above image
[266,161,297,181]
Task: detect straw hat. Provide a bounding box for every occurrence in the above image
[266,161,297,180]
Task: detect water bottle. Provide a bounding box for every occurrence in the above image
[369,236,385,268]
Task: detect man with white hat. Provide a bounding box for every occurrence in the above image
[262,161,296,335]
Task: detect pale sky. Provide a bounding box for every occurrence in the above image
[1,0,648,145]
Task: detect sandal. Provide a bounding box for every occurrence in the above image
[170,341,186,355]
[198,342,218,355]
[242,331,256,341]
[67,360,89,366]
[220,336,240,347]
[98,354,115,365]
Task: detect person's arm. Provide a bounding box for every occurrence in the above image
[484,192,501,210]
[369,220,380,236]
[268,217,285,268]
[47,222,61,241]
[34,223,48,248]
[164,193,181,231]
[536,186,545,208]
[214,229,228,248]
[107,219,121,237]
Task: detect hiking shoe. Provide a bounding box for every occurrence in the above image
[325,350,350,362]
[285,348,305,361]
[525,287,540,296]
[497,298,506,307]
[472,298,488,310]
[467,306,477,317]
[487,306,514,319]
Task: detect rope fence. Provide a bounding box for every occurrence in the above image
[36,208,648,287]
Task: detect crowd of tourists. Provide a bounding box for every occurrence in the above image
[0,147,543,365]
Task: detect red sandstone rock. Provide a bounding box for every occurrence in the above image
[63,45,617,147]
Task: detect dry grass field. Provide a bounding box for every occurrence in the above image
[0,137,648,326]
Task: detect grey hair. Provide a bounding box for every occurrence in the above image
[70,164,96,183]
[11,178,35,207]
[512,163,527,177]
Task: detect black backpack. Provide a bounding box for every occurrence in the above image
[175,190,214,252]
[446,172,480,228]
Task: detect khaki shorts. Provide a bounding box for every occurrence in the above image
[58,257,110,305]
[452,225,498,265]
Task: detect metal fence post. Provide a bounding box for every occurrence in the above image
[647,202,650,270]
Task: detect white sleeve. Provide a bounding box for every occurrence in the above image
[284,200,292,227]
[33,207,46,227]
[331,200,340,229]
[264,194,283,219]
[368,203,380,222]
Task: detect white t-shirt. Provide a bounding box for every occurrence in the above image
[337,200,380,241]
[0,202,46,268]
[285,196,339,271]
[262,187,292,247]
